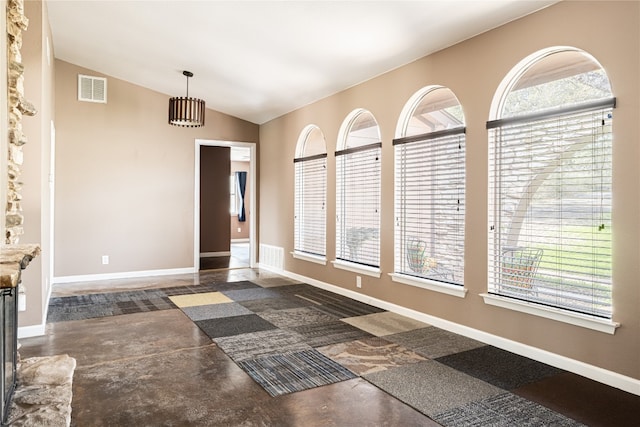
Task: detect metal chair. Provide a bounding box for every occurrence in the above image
[501,247,543,292]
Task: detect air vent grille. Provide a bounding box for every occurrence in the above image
[78,74,107,103]
[260,244,284,271]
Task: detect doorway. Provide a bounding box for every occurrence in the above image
[194,140,256,271]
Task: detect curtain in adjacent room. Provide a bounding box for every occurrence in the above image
[236,171,247,222]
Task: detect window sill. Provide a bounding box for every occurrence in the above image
[332,260,381,278]
[291,251,327,266]
[480,293,620,334]
[390,273,467,298]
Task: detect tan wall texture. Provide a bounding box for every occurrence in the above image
[259,1,640,380]
[19,0,54,327]
[54,60,259,277]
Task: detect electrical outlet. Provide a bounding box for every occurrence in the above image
[356,276,362,288]
[102,255,109,265]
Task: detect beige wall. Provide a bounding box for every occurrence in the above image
[259,1,640,380]
[231,160,250,240]
[54,60,258,277]
[200,146,231,253]
[19,0,54,327]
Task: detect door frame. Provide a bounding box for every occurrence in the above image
[194,139,257,269]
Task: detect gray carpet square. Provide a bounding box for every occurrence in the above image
[385,327,486,359]
[221,288,283,302]
[433,392,586,426]
[288,288,385,318]
[250,277,303,288]
[207,280,261,292]
[160,283,222,296]
[181,302,253,321]
[364,360,502,416]
[237,297,311,313]
[238,349,357,397]
[195,314,277,339]
[47,292,176,322]
[268,283,318,295]
[289,321,374,347]
[215,329,311,362]
[258,307,337,328]
[436,345,564,390]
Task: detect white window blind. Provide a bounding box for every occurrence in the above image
[487,98,615,318]
[336,143,381,267]
[394,128,465,285]
[294,153,327,257]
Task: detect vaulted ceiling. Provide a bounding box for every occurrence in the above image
[46,1,557,124]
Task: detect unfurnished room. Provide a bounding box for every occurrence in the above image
[0,0,639,425]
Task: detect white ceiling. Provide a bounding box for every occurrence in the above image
[46,1,557,125]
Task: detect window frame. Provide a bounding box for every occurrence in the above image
[390,86,467,298]
[483,47,619,333]
[333,109,382,277]
[293,125,328,265]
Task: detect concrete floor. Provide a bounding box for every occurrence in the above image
[200,243,251,271]
[19,269,440,426]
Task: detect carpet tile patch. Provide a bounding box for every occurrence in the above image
[257,306,337,328]
[341,311,429,337]
[288,288,385,318]
[268,283,319,295]
[238,350,357,397]
[220,288,283,302]
[289,321,374,348]
[205,280,262,292]
[364,360,503,416]
[433,392,585,427]
[249,276,303,288]
[115,298,174,314]
[181,302,253,321]
[237,297,311,313]
[169,292,233,308]
[160,284,220,296]
[317,337,426,375]
[47,292,176,322]
[436,345,564,390]
[311,299,386,318]
[385,326,486,359]
[214,329,311,362]
[196,314,277,339]
[49,277,613,425]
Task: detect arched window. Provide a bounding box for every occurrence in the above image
[392,86,466,296]
[487,48,615,319]
[335,109,381,272]
[294,125,327,260]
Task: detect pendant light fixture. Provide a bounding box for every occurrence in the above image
[168,70,205,127]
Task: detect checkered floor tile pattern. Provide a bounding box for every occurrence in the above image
[48,278,591,426]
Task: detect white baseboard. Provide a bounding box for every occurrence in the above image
[18,323,46,339]
[280,268,640,396]
[231,238,249,243]
[53,267,196,284]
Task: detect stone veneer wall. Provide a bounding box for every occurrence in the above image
[5,0,36,244]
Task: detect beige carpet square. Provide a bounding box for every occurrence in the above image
[169,292,233,308]
[317,337,426,375]
[342,312,429,336]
